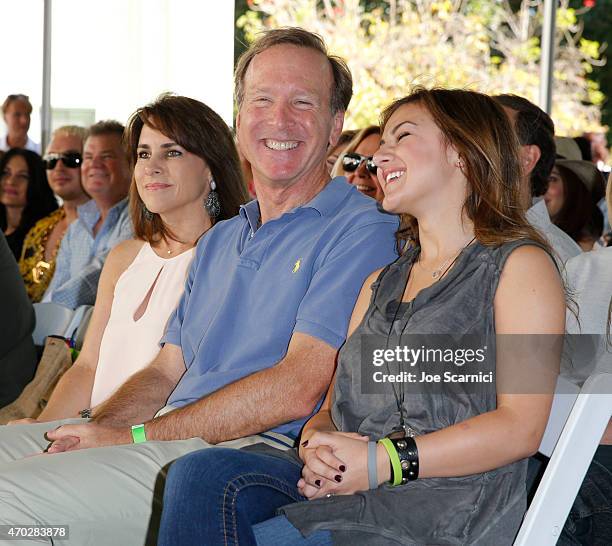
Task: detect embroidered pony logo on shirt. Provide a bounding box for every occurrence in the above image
[292,259,301,274]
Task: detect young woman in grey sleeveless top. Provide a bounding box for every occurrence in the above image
[157,89,566,545]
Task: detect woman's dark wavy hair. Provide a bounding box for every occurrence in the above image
[0,148,58,233]
[125,93,249,244]
[380,87,551,253]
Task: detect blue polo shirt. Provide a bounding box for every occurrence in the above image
[162,177,399,437]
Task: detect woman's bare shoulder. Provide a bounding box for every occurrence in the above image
[104,239,147,278]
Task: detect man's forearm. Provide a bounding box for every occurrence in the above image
[146,339,335,444]
[93,366,177,426]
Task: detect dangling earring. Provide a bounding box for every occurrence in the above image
[142,202,154,221]
[455,158,464,170]
[204,179,221,218]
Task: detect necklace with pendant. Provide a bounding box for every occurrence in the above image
[425,236,477,279]
[431,256,455,279]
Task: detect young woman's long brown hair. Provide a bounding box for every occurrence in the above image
[125,94,249,244]
[380,88,551,252]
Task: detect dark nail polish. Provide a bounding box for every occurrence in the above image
[334,474,342,483]
[339,465,346,472]
[301,440,309,447]
[315,479,321,487]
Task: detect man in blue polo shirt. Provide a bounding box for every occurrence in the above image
[0,28,398,544]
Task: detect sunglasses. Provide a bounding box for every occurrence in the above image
[43,152,82,170]
[341,152,378,175]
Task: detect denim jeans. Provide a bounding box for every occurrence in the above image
[158,447,333,546]
[559,445,612,546]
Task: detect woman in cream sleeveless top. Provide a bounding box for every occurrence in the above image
[90,244,194,406]
[9,94,248,423]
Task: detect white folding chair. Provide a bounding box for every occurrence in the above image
[62,304,93,350]
[537,375,580,458]
[68,305,94,351]
[514,372,612,545]
[31,302,75,346]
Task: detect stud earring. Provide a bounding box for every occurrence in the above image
[142,202,154,221]
[204,179,221,218]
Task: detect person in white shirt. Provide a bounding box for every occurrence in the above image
[0,94,40,154]
[495,94,582,267]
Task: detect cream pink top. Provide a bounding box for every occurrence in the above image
[90,242,194,406]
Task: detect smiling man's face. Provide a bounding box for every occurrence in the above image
[81,133,131,205]
[236,44,342,191]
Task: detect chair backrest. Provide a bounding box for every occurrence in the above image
[513,372,612,545]
[70,305,94,351]
[538,375,580,457]
[32,302,75,346]
[62,304,93,350]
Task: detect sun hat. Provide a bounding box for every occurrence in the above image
[555,137,605,200]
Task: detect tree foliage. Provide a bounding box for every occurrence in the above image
[237,0,607,134]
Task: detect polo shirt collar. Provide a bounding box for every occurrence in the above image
[239,176,352,232]
[304,177,351,216]
[240,200,261,234]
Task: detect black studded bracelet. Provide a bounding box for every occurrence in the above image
[390,436,419,483]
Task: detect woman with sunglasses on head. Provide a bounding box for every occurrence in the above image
[0,94,40,154]
[0,148,58,260]
[158,88,565,546]
[18,126,90,301]
[332,126,383,202]
[4,93,248,425]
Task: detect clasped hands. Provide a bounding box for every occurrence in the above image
[44,422,131,454]
[298,431,389,500]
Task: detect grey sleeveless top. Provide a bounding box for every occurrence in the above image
[282,240,546,545]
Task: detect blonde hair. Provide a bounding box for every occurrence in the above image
[47,125,89,152]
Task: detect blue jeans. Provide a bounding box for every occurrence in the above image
[158,447,333,546]
[559,445,612,545]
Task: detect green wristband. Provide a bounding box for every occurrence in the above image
[378,438,402,486]
[131,424,147,444]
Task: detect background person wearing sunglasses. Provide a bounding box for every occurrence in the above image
[41,120,133,309]
[0,148,58,260]
[19,126,90,301]
[325,129,356,174]
[331,125,383,202]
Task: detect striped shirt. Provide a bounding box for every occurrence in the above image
[42,198,132,308]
